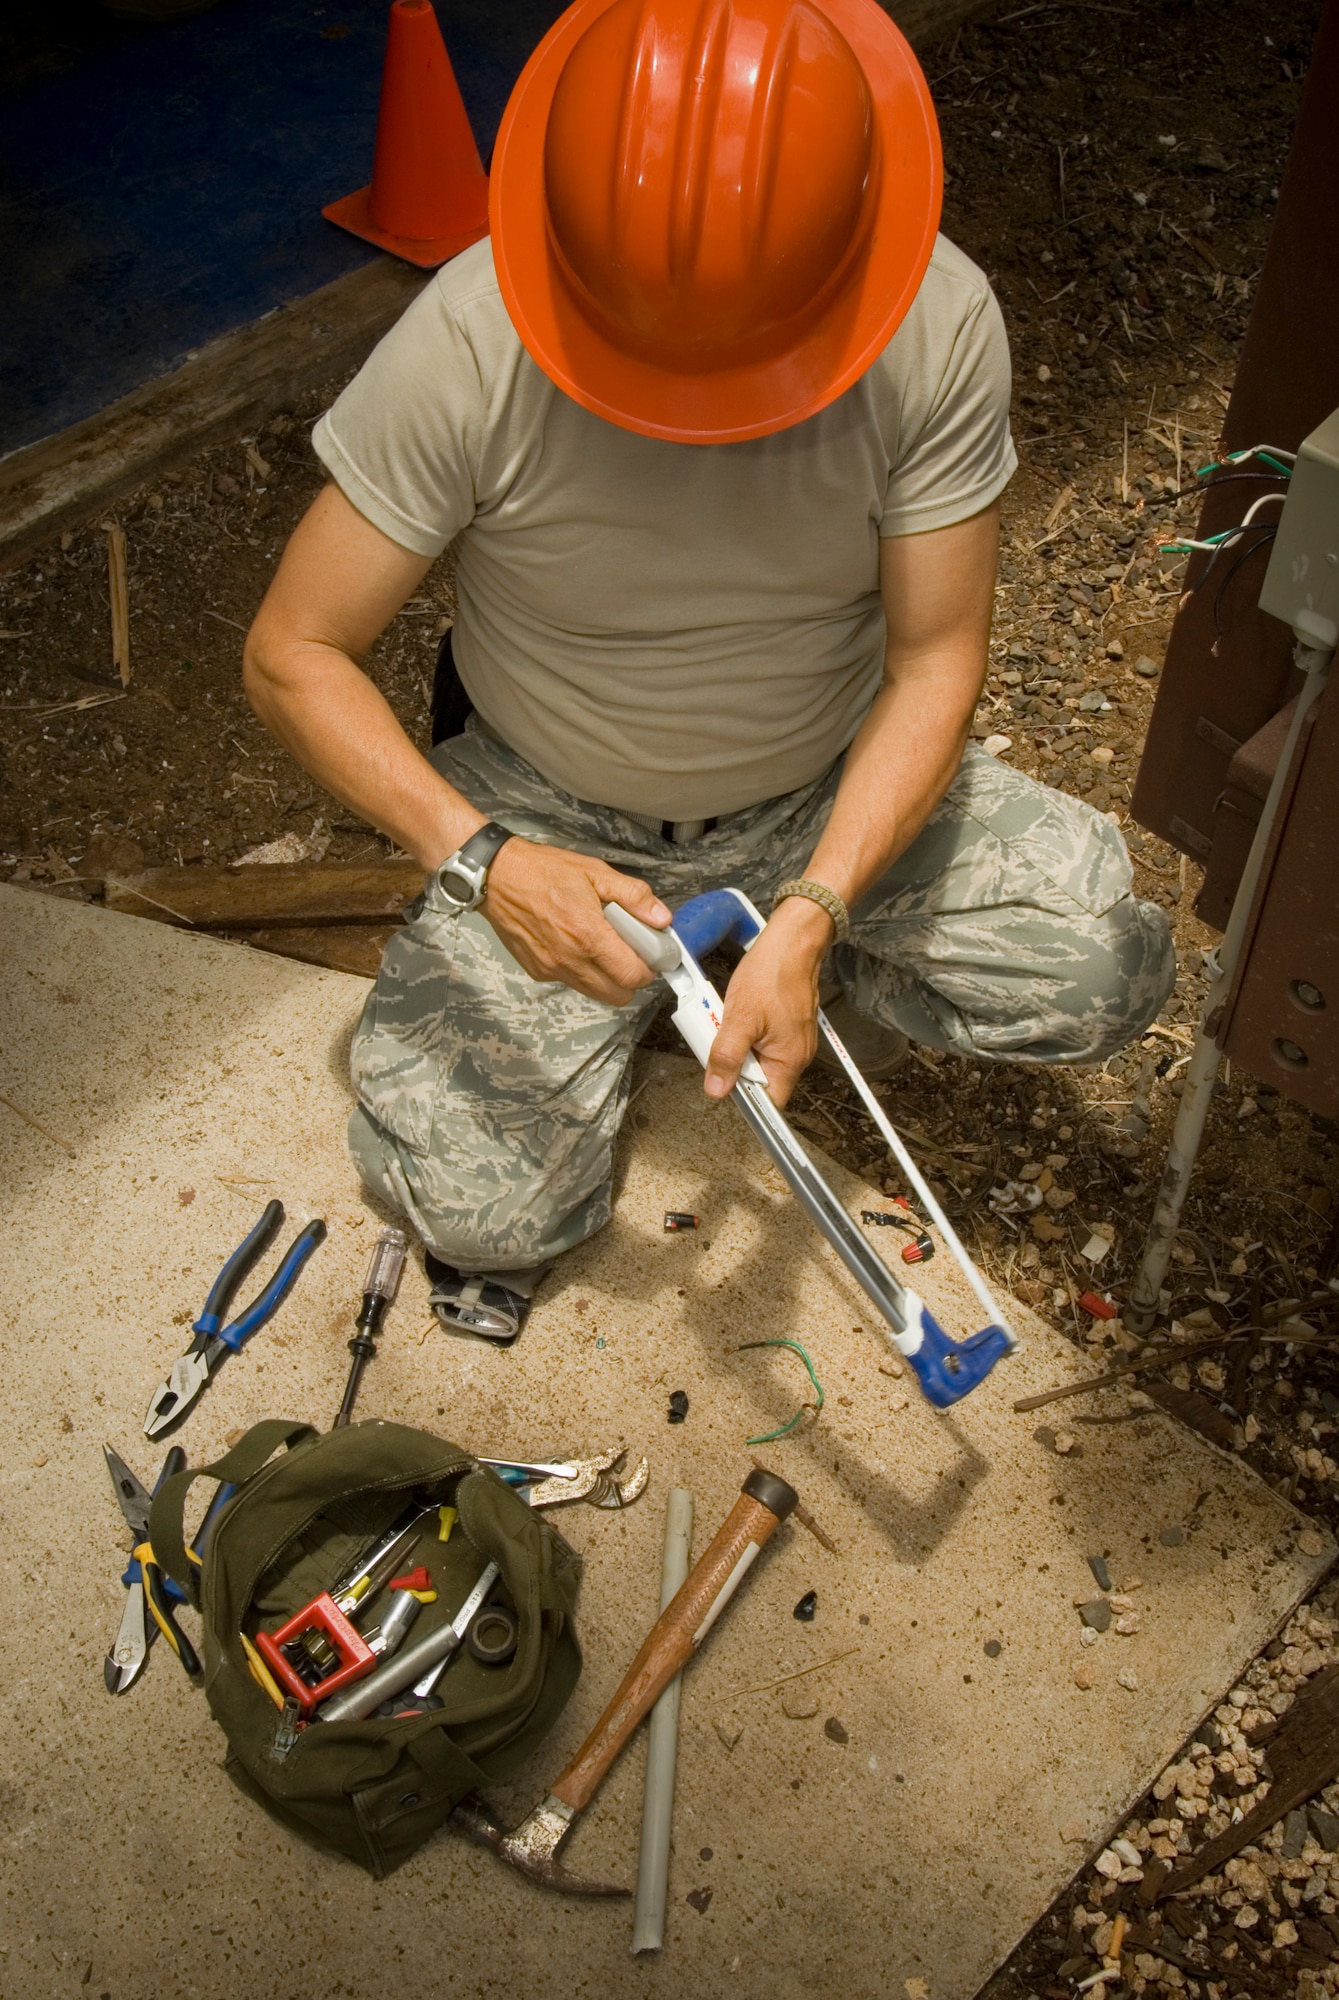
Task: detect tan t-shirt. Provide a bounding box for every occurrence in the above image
[313,235,1016,820]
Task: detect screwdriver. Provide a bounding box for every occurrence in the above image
[334,1227,407,1428]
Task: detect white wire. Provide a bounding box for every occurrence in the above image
[1241,490,1288,525]
[1227,444,1297,466]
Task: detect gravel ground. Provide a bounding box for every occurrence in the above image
[0,0,1333,1992]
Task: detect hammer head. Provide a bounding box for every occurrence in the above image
[451,1794,630,1898]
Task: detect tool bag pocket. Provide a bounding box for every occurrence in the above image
[150,1418,582,1878]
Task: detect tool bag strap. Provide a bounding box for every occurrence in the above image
[150,1419,319,1606]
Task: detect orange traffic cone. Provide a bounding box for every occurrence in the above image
[323,0,490,268]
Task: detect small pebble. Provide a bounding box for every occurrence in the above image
[1298,1529,1326,1557]
[1073,1663,1095,1690]
[1088,1555,1113,1592]
[1115,1614,1141,1636]
[714,1717,743,1751]
[1079,1626,1100,1649]
[983,733,1014,758]
[824,1716,849,1743]
[686,1887,713,1914]
[1078,1600,1112,1633]
[1309,1806,1339,1853]
[1053,1431,1077,1455]
[878,1357,905,1378]
[1133,655,1161,678]
[781,1689,818,1719]
[793,1591,817,1622]
[699,1847,713,1862]
[984,1638,1002,1658]
[1117,1667,1139,1691]
[667,1389,689,1424]
[1094,1847,1122,1880]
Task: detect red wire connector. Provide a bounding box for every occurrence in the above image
[1079,1291,1117,1320]
[901,1233,935,1265]
[390,1566,432,1592]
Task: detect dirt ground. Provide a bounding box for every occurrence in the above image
[2,0,1336,1991]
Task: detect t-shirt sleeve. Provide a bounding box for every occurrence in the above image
[878,275,1017,538]
[310,274,487,559]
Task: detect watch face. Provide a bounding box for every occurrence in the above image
[437,861,479,908]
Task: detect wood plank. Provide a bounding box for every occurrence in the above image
[229,924,396,977]
[104,859,423,928]
[0,258,428,569]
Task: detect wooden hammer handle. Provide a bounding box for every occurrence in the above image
[552,1473,795,1813]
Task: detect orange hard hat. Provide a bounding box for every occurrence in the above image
[490,0,941,444]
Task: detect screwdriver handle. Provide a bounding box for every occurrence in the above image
[550,1469,796,1815]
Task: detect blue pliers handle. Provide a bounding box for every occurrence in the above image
[204,1215,327,1353]
[188,1200,328,1354]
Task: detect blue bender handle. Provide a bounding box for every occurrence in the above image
[672,889,763,961]
[193,1200,285,1337]
[214,1219,328,1353]
[906,1305,1013,1408]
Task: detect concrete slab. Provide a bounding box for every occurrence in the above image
[0,882,1330,2000]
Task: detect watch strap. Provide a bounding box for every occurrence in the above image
[455,821,514,873]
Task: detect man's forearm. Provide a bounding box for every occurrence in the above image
[243,636,486,870]
[800,645,981,910]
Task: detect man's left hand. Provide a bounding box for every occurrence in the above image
[703,897,834,1107]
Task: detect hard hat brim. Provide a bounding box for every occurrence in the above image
[490,0,943,445]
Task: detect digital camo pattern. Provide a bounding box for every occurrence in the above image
[348,721,1175,1271]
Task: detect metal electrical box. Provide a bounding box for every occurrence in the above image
[1259,408,1339,651]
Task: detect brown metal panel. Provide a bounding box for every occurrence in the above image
[1218,689,1339,1114]
[1129,0,1339,878]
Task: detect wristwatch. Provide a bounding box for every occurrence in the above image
[431,821,514,915]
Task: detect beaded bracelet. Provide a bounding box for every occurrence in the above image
[773,877,851,944]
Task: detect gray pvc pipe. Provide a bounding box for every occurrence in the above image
[630,1488,694,1954]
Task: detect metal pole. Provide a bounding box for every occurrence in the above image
[1126,639,1333,1330]
[630,1488,694,1954]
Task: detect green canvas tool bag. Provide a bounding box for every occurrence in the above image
[149,1417,583,1878]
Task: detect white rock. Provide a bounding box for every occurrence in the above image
[1094,1847,1123,1879]
[1113,1837,1142,1868]
[982,733,1014,758]
[1117,1667,1139,1691]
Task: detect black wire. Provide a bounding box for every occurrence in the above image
[1212,524,1277,635]
[1178,470,1291,499]
[1184,521,1276,602]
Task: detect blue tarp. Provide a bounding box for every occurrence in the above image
[0,0,562,455]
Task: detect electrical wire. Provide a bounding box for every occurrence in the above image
[1196,445,1296,479]
[1212,524,1278,635]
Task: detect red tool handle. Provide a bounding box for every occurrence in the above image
[254,1592,377,1711]
[550,1468,796,1814]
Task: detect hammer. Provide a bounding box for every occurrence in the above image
[452,1466,798,1895]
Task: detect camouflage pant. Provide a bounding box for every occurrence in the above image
[348,720,1175,1275]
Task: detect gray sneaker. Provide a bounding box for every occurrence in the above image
[814,994,909,1081]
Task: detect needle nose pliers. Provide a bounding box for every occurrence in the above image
[143,1200,326,1438]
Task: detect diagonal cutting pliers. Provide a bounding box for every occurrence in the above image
[103,1445,238,1694]
[143,1200,326,1438]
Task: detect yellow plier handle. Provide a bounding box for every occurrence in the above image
[133,1542,203,1681]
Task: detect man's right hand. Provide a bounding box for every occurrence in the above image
[480,839,671,1006]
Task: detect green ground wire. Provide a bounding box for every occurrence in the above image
[737,1338,826,1445]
